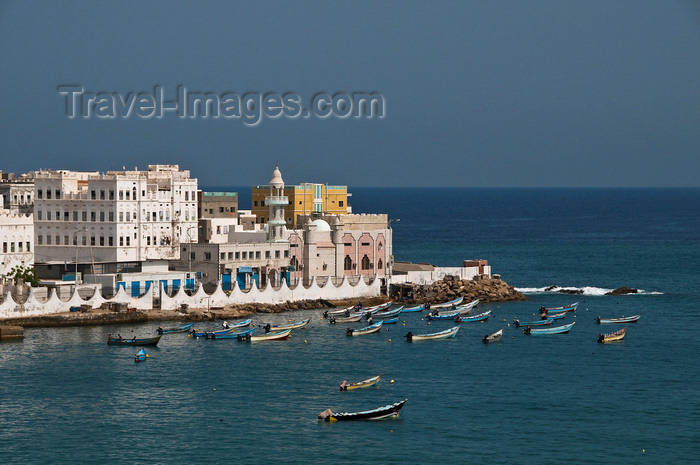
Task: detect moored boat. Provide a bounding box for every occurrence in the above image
[134,348,149,362]
[513,317,554,328]
[405,326,460,341]
[157,323,194,334]
[596,315,640,324]
[455,299,480,314]
[206,328,255,339]
[318,399,407,422]
[346,321,383,336]
[190,327,237,338]
[456,310,491,323]
[482,328,504,343]
[432,296,464,309]
[108,335,161,346]
[544,302,579,312]
[400,304,425,313]
[523,322,575,335]
[339,374,381,391]
[238,328,292,342]
[263,317,311,332]
[330,313,364,324]
[546,312,568,320]
[598,327,627,343]
[425,311,460,321]
[222,318,253,329]
[382,317,399,324]
[373,307,403,319]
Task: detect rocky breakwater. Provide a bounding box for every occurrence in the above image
[411,275,527,304]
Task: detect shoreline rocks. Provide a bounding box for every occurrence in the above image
[404,276,527,304]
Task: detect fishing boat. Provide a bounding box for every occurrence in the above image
[523,322,575,335]
[190,327,237,338]
[318,399,407,422]
[346,321,383,336]
[455,299,480,314]
[206,328,255,339]
[596,315,641,324]
[405,326,460,341]
[425,311,461,321]
[339,374,381,391]
[108,335,161,346]
[329,313,364,324]
[456,310,491,323]
[598,327,627,343]
[540,302,579,316]
[362,301,393,315]
[431,296,464,309]
[382,317,399,324]
[513,317,554,328]
[546,312,568,320]
[238,328,292,342]
[400,304,425,313]
[134,348,149,362]
[325,305,358,317]
[222,318,252,329]
[373,307,403,319]
[482,328,504,343]
[156,323,194,334]
[263,318,311,332]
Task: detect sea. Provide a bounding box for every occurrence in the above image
[1,188,698,464]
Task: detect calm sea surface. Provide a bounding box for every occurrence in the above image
[1,188,698,464]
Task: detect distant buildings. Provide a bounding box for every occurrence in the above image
[251,182,351,227]
[0,174,34,276]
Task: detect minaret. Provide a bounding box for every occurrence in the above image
[266,165,289,242]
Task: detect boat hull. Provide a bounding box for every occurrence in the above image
[596,315,640,324]
[598,327,627,343]
[321,399,407,422]
[108,335,161,346]
[482,328,504,343]
[405,326,460,341]
[340,374,381,391]
[523,322,575,335]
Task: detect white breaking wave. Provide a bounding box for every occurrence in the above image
[516,285,663,296]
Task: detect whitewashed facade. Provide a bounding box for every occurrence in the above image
[33,165,198,272]
[0,210,34,276]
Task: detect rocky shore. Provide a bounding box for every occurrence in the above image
[402,275,527,304]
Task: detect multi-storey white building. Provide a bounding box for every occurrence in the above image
[0,209,34,276]
[33,165,198,277]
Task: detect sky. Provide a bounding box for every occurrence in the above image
[0,0,699,187]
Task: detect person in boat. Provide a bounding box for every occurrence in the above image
[222,321,230,329]
[329,316,336,324]
[433,307,440,316]
[345,309,351,317]
[118,334,122,342]
[451,303,456,310]
[339,380,347,391]
[425,302,431,311]
[354,302,363,310]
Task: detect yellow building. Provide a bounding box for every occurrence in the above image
[251,183,350,227]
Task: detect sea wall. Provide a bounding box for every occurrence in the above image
[407,275,526,303]
[0,276,381,319]
[394,265,491,285]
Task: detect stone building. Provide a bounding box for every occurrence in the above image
[251,182,351,227]
[0,210,34,276]
[32,165,198,279]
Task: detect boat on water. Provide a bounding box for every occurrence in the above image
[238,328,292,342]
[546,312,568,320]
[513,317,554,328]
[544,302,579,312]
[382,317,399,324]
[134,348,149,362]
[523,322,575,335]
[329,313,364,324]
[425,311,461,321]
[222,319,253,329]
[325,305,358,317]
[405,326,460,341]
[346,321,383,336]
[596,315,641,324]
[456,310,491,323]
[339,374,381,391]
[598,327,627,343]
[108,335,161,346]
[362,301,393,315]
[400,304,425,313]
[206,328,255,339]
[455,299,480,314]
[318,399,407,422]
[431,296,464,309]
[482,328,504,343]
[157,323,194,334]
[263,318,311,332]
[373,307,403,319]
[190,327,237,338]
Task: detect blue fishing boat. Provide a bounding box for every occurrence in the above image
[346,321,383,336]
[134,348,148,362]
[425,311,461,320]
[221,318,252,329]
[400,304,425,313]
[547,312,568,320]
[513,317,554,328]
[157,323,194,334]
[382,317,399,324]
[190,327,237,338]
[456,310,491,323]
[373,307,403,319]
[206,328,255,339]
[523,322,575,335]
[432,296,464,309]
[108,335,161,346]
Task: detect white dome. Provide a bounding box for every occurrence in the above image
[310,219,331,232]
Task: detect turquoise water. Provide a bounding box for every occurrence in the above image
[1,188,698,464]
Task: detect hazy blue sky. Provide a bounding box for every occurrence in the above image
[1,1,699,187]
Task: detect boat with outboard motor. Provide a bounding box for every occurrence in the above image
[346,321,383,336]
[523,322,575,335]
[482,328,504,343]
[598,327,627,343]
[339,374,381,391]
[318,399,407,422]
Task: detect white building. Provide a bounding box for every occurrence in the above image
[0,209,34,276]
[33,165,198,278]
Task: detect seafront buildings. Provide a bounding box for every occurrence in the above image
[0,172,35,276]
[251,182,351,227]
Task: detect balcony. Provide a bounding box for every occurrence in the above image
[265,195,289,206]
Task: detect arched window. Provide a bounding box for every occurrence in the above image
[344,255,353,271]
[361,254,371,270]
[378,258,383,270]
